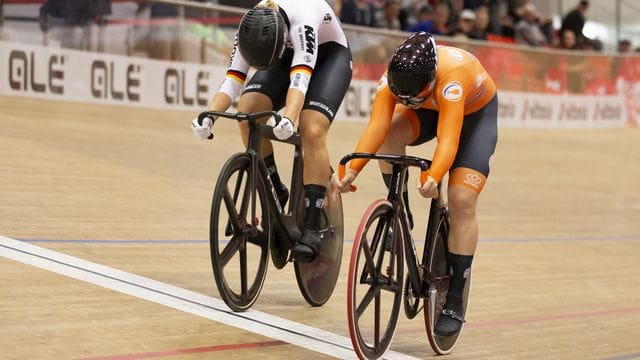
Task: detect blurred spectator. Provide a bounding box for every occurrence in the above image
[468,5,489,40]
[326,0,343,16]
[429,2,450,35]
[582,38,602,51]
[400,0,429,26]
[556,29,578,50]
[514,3,547,47]
[145,2,182,60]
[487,0,514,38]
[379,0,402,31]
[463,0,485,10]
[340,0,378,27]
[448,8,475,39]
[39,0,111,50]
[217,0,258,8]
[560,0,589,46]
[618,39,632,53]
[406,5,434,33]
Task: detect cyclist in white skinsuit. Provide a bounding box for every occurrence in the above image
[192,0,352,263]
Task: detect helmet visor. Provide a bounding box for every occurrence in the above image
[395,79,435,107]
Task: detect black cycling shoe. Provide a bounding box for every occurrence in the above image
[434,296,465,336]
[275,185,289,209]
[291,229,322,263]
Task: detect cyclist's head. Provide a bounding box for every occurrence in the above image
[387,32,438,107]
[238,0,288,70]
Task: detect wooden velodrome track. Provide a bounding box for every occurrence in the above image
[1,96,639,360]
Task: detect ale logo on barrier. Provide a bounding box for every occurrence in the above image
[164,68,210,107]
[343,82,376,119]
[91,60,141,101]
[8,50,65,94]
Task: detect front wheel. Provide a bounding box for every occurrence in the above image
[347,199,404,360]
[423,212,470,354]
[209,153,270,312]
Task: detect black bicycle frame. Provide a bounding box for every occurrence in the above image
[340,152,439,297]
[199,111,304,248]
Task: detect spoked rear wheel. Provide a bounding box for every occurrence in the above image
[347,199,404,360]
[295,176,344,307]
[210,153,270,312]
[423,212,470,354]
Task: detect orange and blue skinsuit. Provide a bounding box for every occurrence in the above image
[347,45,498,192]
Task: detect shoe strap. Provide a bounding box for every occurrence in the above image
[442,309,465,323]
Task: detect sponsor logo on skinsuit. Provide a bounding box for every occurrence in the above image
[447,49,464,61]
[304,25,316,55]
[464,173,482,189]
[308,101,334,118]
[443,81,463,101]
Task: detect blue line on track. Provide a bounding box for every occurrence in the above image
[16,235,640,244]
[601,353,640,360]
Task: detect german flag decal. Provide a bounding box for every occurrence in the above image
[290,65,313,77]
[226,70,246,83]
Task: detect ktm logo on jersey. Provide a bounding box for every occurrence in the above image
[304,25,316,55]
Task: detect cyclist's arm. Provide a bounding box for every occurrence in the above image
[428,70,472,183]
[282,19,320,123]
[208,34,250,112]
[349,85,397,172]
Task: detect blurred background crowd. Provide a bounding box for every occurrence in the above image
[1,0,639,55]
[333,0,638,53]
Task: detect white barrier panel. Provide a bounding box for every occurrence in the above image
[497,91,627,129]
[0,40,628,128]
[0,40,225,111]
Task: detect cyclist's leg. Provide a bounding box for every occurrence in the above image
[290,42,351,262]
[300,108,331,224]
[435,95,498,336]
[239,51,292,205]
[378,105,437,229]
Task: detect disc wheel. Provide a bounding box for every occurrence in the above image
[210,153,270,312]
[347,199,404,360]
[423,213,470,354]
[295,177,344,306]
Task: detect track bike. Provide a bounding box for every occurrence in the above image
[339,153,470,359]
[198,110,344,312]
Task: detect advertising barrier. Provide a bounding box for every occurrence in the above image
[0,40,632,128]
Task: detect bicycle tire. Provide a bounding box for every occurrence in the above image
[210,153,270,312]
[423,211,470,354]
[295,177,344,307]
[347,199,404,360]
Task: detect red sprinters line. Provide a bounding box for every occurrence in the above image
[78,340,287,360]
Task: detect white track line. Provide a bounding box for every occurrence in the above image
[0,235,419,360]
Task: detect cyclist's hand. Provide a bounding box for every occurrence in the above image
[337,168,358,193]
[267,115,294,140]
[418,176,439,199]
[191,116,214,140]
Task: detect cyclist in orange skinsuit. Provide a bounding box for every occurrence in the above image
[338,32,498,336]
